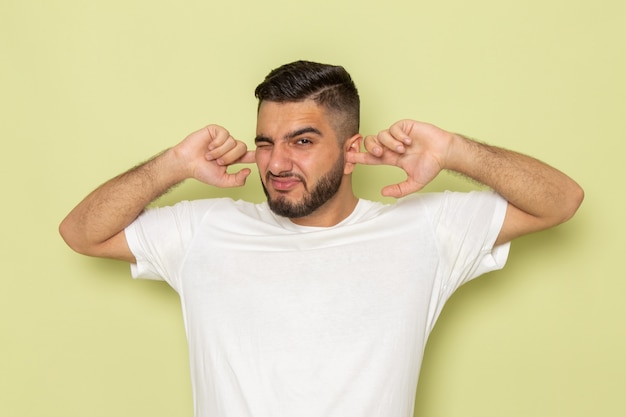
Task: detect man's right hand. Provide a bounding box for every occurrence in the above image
[171,125,255,187]
[59,124,255,262]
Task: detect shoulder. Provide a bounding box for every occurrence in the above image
[388,191,507,228]
[132,198,266,230]
[397,190,505,210]
[147,197,260,215]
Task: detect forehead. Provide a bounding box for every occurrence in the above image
[256,100,333,136]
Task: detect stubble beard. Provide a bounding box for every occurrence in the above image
[262,155,345,219]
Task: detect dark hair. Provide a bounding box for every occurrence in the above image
[255,60,360,139]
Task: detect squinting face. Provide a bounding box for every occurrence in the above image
[255,100,349,220]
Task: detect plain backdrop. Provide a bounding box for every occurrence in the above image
[1,0,624,416]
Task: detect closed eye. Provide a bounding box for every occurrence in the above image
[254,136,273,148]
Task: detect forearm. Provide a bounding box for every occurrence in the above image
[445,134,584,226]
[59,148,187,256]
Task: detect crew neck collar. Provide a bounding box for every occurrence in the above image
[270,199,367,232]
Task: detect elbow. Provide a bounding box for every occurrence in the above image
[559,182,585,224]
[58,216,90,256]
[59,216,133,262]
[59,217,79,253]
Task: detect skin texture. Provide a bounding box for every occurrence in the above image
[59,101,583,261]
[254,100,362,226]
[58,125,255,262]
[349,119,584,245]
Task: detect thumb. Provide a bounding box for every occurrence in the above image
[230,168,252,187]
[381,178,423,198]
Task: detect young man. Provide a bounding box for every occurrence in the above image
[60,61,583,417]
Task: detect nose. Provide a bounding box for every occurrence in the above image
[267,144,293,175]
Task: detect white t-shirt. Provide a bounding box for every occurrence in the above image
[125,191,510,417]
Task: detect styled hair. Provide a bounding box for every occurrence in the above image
[254,60,360,139]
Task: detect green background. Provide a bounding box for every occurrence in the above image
[2,0,623,416]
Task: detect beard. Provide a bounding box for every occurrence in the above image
[262,154,345,219]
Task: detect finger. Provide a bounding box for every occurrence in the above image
[205,125,231,150]
[363,134,384,156]
[215,141,247,165]
[229,168,252,187]
[216,167,252,188]
[389,121,413,146]
[238,150,257,164]
[377,129,407,154]
[381,179,423,198]
[205,137,237,162]
[345,150,385,166]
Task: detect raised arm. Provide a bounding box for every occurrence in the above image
[347,119,584,245]
[59,125,255,262]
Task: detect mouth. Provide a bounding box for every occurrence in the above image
[267,173,305,192]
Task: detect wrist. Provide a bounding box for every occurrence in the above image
[156,147,193,185]
[441,132,468,172]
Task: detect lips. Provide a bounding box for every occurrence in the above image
[267,173,305,192]
[270,177,301,191]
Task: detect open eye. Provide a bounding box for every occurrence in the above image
[295,138,313,145]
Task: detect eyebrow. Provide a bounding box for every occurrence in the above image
[255,126,322,144]
[285,127,322,140]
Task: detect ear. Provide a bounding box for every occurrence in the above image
[343,133,363,175]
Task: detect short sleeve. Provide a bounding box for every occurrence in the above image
[124,200,214,291]
[419,190,510,293]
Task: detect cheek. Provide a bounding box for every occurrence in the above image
[306,156,335,180]
[296,157,318,176]
[254,152,267,171]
